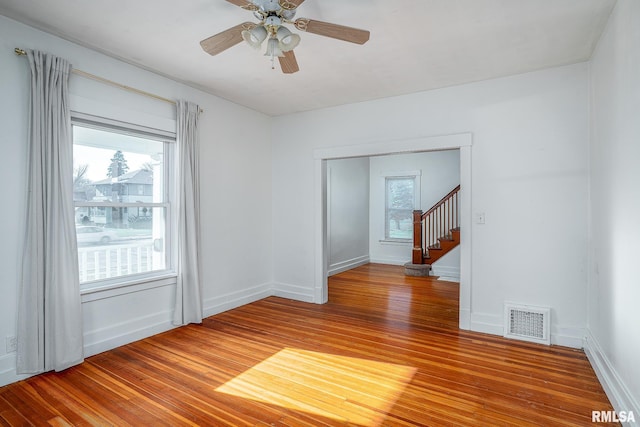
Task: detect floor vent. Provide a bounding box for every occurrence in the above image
[504,303,550,345]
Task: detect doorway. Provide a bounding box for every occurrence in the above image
[313,133,473,330]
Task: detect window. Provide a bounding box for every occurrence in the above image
[385,175,419,241]
[72,118,175,286]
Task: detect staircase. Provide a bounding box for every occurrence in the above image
[405,185,460,276]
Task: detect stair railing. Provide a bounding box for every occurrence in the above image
[412,185,460,264]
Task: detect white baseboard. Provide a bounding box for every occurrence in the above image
[203,282,272,318]
[470,312,504,336]
[272,282,315,303]
[0,353,32,387]
[550,326,585,349]
[459,308,471,330]
[0,309,179,387]
[584,329,640,426]
[328,255,370,276]
[83,310,177,358]
[431,265,460,279]
[369,257,409,266]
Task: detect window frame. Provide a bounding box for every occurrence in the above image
[71,113,177,293]
[381,171,421,243]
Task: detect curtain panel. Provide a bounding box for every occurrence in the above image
[174,100,203,325]
[17,50,84,374]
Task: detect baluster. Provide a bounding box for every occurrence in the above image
[430,213,433,247]
[449,197,452,234]
[439,206,443,241]
[80,251,87,282]
[105,248,111,278]
[94,251,100,279]
[117,248,122,276]
[445,199,449,236]
[127,247,132,275]
[456,192,459,229]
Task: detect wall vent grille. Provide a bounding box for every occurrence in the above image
[504,303,550,345]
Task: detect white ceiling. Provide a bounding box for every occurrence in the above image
[0,0,615,116]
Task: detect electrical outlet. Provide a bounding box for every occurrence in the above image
[6,336,17,353]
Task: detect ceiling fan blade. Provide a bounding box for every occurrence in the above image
[225,0,259,11]
[279,50,300,74]
[200,22,255,56]
[294,18,370,45]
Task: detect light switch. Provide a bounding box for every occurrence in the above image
[475,212,485,224]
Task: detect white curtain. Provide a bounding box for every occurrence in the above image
[174,100,203,325]
[17,50,84,374]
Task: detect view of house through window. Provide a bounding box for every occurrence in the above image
[72,122,173,285]
[385,177,416,240]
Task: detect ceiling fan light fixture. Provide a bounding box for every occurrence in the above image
[242,25,267,49]
[276,26,300,52]
[264,37,285,57]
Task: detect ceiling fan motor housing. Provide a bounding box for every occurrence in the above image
[254,0,281,12]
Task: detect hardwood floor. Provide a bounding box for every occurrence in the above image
[0,264,615,426]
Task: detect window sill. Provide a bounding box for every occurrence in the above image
[378,239,412,246]
[80,271,177,303]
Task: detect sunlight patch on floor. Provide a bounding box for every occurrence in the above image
[215,348,417,426]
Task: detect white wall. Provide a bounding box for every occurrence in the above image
[587,0,640,418]
[369,150,460,274]
[272,63,589,347]
[0,16,273,386]
[326,158,370,275]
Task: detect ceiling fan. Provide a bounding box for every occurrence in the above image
[200,0,370,74]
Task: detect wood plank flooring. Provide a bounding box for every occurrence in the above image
[0,264,615,426]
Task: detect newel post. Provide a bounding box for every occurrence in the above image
[412,210,423,264]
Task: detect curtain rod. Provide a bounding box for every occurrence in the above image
[14,48,203,113]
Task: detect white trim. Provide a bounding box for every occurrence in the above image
[203,283,273,318]
[459,308,471,331]
[83,310,176,358]
[314,133,472,331]
[81,274,177,301]
[458,145,472,330]
[273,282,316,303]
[0,353,31,387]
[470,312,504,336]
[431,265,461,279]
[380,170,423,177]
[71,111,176,140]
[585,330,640,425]
[314,159,328,304]
[550,326,585,349]
[369,257,410,266]
[328,255,370,276]
[313,133,471,160]
[378,239,412,246]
